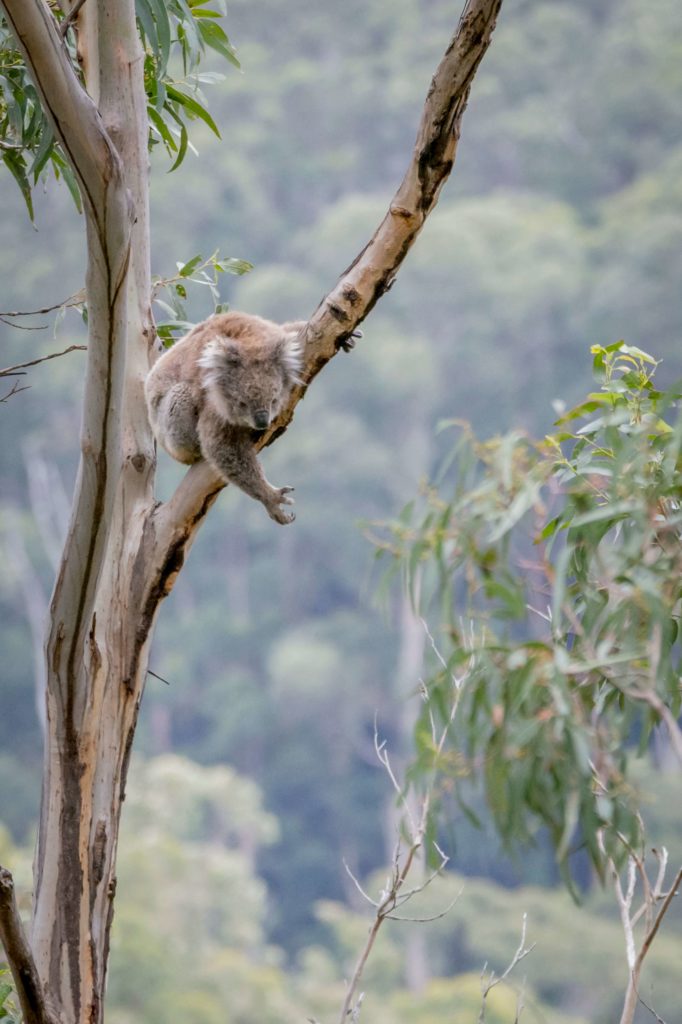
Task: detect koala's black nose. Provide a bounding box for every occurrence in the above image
[254,410,270,430]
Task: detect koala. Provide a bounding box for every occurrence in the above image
[145,311,306,524]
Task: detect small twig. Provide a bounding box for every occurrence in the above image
[514,975,527,1024]
[0,344,86,378]
[0,867,58,1024]
[343,859,379,907]
[0,293,84,318]
[478,914,535,1024]
[146,668,171,686]
[59,0,89,37]
[1,379,30,402]
[385,887,462,922]
[0,316,47,331]
[374,714,417,836]
[602,831,682,1024]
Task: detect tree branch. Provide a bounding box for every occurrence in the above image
[0,868,58,1024]
[0,345,86,378]
[149,0,503,564]
[59,0,88,38]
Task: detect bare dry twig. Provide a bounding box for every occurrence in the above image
[478,913,535,1024]
[600,834,682,1024]
[0,291,84,319]
[58,0,88,38]
[0,379,30,402]
[0,344,86,378]
[336,616,477,1023]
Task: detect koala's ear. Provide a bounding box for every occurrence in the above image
[199,337,242,374]
[275,334,303,385]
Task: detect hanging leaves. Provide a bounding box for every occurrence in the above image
[378,343,682,883]
[0,0,240,215]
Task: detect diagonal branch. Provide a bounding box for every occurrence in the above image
[148,0,503,579]
[0,868,58,1024]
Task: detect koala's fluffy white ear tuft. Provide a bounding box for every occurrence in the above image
[198,337,242,372]
[198,338,244,397]
[277,335,304,385]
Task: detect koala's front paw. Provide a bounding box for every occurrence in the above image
[268,485,296,525]
[337,328,363,354]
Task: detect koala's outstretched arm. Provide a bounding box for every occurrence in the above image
[197,414,295,525]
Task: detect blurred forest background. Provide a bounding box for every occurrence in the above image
[1,0,682,1021]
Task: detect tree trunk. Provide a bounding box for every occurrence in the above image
[1,3,155,1020]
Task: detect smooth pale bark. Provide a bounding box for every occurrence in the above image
[1,1,151,1020]
[0,1,503,1022]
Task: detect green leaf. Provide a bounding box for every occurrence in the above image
[136,0,158,54]
[30,120,55,180]
[178,253,204,277]
[569,499,639,528]
[50,151,83,213]
[2,150,34,221]
[216,257,253,275]
[147,0,172,72]
[196,17,240,67]
[165,84,221,137]
[168,116,189,171]
[148,105,177,152]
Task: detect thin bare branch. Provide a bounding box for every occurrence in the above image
[603,832,682,1024]
[0,293,84,318]
[374,715,418,836]
[0,345,86,378]
[479,914,535,1024]
[0,868,58,1024]
[637,866,682,968]
[0,317,47,331]
[59,0,88,37]
[0,379,30,402]
[146,668,172,686]
[343,859,379,908]
[385,887,462,923]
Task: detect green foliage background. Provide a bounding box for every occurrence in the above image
[1,0,681,1020]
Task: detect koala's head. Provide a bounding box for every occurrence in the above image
[200,332,303,430]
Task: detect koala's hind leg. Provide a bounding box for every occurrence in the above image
[152,383,202,464]
[197,414,296,525]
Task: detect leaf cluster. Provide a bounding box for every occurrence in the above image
[0,0,239,218]
[381,344,682,886]
[152,249,252,344]
[138,0,239,170]
[0,22,79,219]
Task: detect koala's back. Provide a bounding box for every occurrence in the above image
[150,312,286,390]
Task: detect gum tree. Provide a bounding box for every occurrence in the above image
[0,0,503,1021]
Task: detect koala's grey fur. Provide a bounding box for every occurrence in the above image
[145,311,305,524]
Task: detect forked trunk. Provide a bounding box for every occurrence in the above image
[3,2,156,1019]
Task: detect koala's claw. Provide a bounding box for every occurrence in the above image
[268,485,296,524]
[337,328,363,354]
